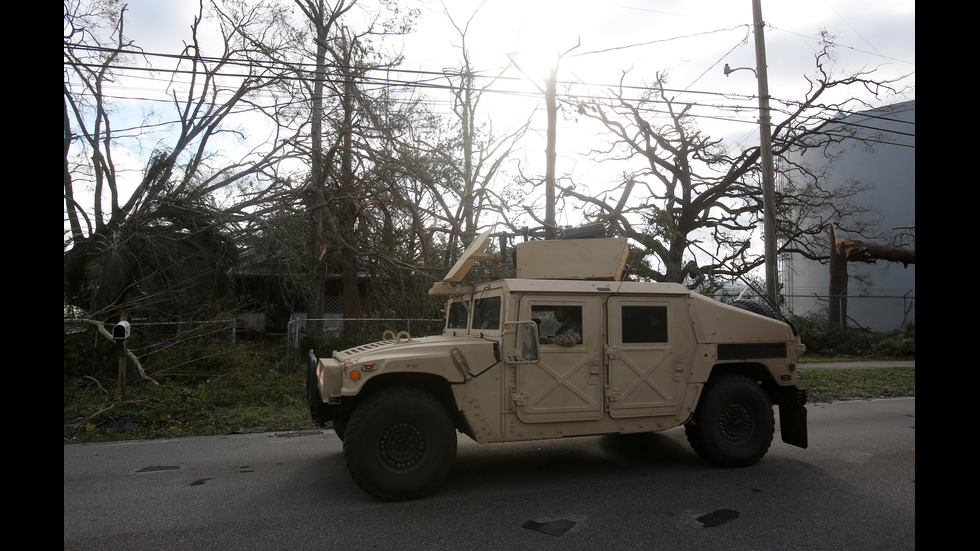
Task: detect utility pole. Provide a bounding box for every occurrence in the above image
[752,0,779,306]
[511,40,579,240]
[544,67,558,239]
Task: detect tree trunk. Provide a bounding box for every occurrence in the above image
[828,224,915,328]
[828,225,848,328]
[341,246,362,333]
[307,6,329,336]
[340,52,363,334]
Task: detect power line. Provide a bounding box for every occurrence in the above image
[66,42,763,102]
[65,43,914,145]
[67,40,912,120]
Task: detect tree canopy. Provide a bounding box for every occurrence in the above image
[64,0,913,326]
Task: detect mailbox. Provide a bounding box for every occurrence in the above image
[112,321,131,341]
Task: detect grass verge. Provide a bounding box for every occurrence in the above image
[64,364,915,444]
[64,326,914,443]
[797,366,915,402]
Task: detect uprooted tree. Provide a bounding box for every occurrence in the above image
[64,0,289,322]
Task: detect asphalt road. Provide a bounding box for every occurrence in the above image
[64,397,914,551]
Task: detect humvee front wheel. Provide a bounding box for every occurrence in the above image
[331,414,347,440]
[685,375,774,468]
[306,350,330,427]
[343,387,457,501]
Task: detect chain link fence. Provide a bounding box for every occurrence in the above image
[284,315,445,372]
[783,291,915,331]
[65,315,448,378]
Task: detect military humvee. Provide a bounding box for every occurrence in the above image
[307,228,808,501]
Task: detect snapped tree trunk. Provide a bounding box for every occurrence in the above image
[828,224,916,328]
[828,226,848,328]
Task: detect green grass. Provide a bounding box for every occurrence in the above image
[64,335,318,443]
[64,361,915,444]
[64,367,316,443]
[64,324,914,443]
[797,366,915,402]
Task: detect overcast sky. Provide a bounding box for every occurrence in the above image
[122,0,915,121]
[406,0,913,138]
[405,0,914,91]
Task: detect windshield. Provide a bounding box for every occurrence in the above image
[446,294,502,333]
[447,301,468,330]
[473,296,501,330]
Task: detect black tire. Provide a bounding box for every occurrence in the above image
[731,300,779,320]
[331,414,347,440]
[343,387,457,501]
[685,375,774,468]
[306,350,328,427]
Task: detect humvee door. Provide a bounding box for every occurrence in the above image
[605,296,694,418]
[514,297,604,423]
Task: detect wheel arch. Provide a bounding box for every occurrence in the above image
[707,362,788,404]
[345,372,466,431]
[708,361,774,384]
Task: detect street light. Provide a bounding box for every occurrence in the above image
[723,63,756,78]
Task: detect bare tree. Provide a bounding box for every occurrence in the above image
[509,41,580,240]
[242,0,432,334]
[64,0,288,318]
[395,4,532,270]
[569,47,899,290]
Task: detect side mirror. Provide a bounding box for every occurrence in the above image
[503,321,539,362]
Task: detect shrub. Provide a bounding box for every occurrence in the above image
[64,337,310,442]
[872,320,915,357]
[789,310,915,359]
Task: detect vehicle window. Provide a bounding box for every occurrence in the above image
[447,301,468,330]
[621,305,668,343]
[532,304,583,346]
[472,296,501,330]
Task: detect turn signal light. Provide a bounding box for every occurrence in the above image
[350,370,360,380]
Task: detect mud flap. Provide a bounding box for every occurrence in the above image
[779,403,808,449]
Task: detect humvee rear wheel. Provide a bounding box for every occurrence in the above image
[343,387,456,501]
[685,375,774,468]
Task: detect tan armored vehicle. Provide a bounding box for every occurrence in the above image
[307,228,808,501]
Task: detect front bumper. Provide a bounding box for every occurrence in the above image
[306,350,343,426]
